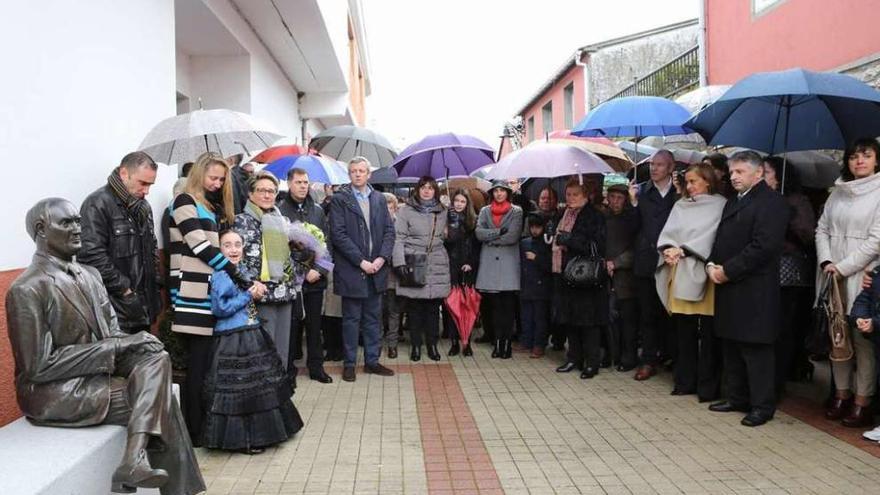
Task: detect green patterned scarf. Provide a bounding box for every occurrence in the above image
[244,200,292,283]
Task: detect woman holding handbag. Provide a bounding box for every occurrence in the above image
[553,178,608,379]
[816,137,880,428]
[393,176,450,362]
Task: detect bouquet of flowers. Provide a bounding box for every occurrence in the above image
[287,221,333,274]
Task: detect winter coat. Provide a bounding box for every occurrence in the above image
[553,206,609,327]
[519,236,552,300]
[850,267,880,332]
[328,184,395,298]
[79,184,161,331]
[604,206,638,300]
[210,270,256,333]
[393,200,451,300]
[233,208,297,304]
[444,213,480,287]
[710,181,789,344]
[633,181,678,277]
[475,204,523,292]
[815,172,880,312]
[277,193,329,292]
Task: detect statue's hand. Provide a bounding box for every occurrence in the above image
[118,331,164,356]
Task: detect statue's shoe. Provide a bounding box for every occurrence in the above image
[111,450,169,493]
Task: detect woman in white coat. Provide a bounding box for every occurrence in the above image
[816,138,880,428]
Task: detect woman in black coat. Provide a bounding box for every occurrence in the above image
[553,179,609,379]
[443,188,481,356]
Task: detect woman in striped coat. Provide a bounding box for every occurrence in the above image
[168,152,258,444]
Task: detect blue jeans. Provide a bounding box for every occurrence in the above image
[520,299,550,349]
[342,289,382,367]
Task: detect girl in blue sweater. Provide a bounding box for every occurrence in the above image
[201,230,303,454]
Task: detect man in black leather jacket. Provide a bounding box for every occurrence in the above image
[79,151,162,333]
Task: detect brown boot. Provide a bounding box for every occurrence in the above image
[825,396,853,420]
[529,347,545,359]
[634,364,657,381]
[842,404,874,428]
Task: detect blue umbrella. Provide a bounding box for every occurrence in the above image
[392,133,495,179]
[686,68,880,153]
[263,154,349,185]
[571,96,693,139]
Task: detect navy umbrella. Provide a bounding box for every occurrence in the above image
[686,68,880,153]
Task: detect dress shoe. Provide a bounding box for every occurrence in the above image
[111,450,169,493]
[387,346,398,359]
[633,365,657,381]
[363,363,395,376]
[842,404,874,428]
[825,396,853,420]
[530,347,545,359]
[580,367,598,379]
[448,341,460,356]
[670,388,695,396]
[342,367,356,382]
[616,363,636,372]
[741,410,773,427]
[427,344,441,361]
[309,369,333,384]
[462,344,473,356]
[501,339,513,359]
[491,340,501,358]
[556,362,579,373]
[410,346,422,362]
[708,401,750,413]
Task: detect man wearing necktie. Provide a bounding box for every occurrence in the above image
[5,198,205,494]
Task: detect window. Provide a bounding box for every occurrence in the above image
[563,83,574,129]
[527,116,535,142]
[542,101,553,136]
[752,0,784,16]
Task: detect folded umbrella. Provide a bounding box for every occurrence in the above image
[444,285,481,344]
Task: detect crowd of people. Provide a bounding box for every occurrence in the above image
[68,137,880,464]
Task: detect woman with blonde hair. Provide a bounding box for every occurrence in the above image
[169,152,258,444]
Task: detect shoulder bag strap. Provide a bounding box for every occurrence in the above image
[426,213,438,254]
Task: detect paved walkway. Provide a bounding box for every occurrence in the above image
[196,343,880,494]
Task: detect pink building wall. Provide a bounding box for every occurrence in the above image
[706,0,880,84]
[521,64,586,145]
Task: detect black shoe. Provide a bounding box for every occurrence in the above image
[448,341,460,356]
[237,446,265,455]
[309,369,333,384]
[427,344,441,361]
[342,367,356,382]
[741,410,773,427]
[462,344,473,356]
[363,363,395,376]
[600,357,612,369]
[111,450,169,493]
[556,362,579,373]
[388,347,398,359]
[708,401,749,413]
[670,388,695,396]
[491,340,501,358]
[616,363,637,372]
[501,339,512,359]
[580,367,598,379]
[410,346,421,362]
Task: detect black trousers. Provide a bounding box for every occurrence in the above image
[636,277,672,366]
[407,298,441,347]
[723,339,776,416]
[290,290,325,374]
[674,315,721,399]
[616,298,639,368]
[567,325,601,368]
[485,292,517,340]
[479,294,494,341]
[775,286,813,393]
[322,315,343,355]
[181,333,213,445]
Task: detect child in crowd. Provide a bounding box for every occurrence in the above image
[382,192,404,358]
[851,267,880,442]
[519,214,553,358]
[202,230,303,454]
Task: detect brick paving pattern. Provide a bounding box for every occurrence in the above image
[196,344,880,494]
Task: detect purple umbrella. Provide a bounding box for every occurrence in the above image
[392,133,495,179]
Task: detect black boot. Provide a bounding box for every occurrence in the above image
[501,339,512,359]
[491,340,501,358]
[462,342,473,356]
[448,340,460,356]
[410,346,421,362]
[427,344,441,361]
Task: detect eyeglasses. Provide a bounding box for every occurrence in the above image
[255,187,277,195]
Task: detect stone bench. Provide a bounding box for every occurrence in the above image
[0,384,180,495]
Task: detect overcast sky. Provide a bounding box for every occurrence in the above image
[362,0,699,151]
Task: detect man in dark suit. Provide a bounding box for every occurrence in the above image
[706,150,789,427]
[5,198,204,493]
[329,157,396,382]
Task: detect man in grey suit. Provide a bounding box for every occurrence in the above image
[5,198,205,494]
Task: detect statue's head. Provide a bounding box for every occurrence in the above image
[26,198,82,261]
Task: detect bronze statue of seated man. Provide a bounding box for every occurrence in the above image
[5,198,205,494]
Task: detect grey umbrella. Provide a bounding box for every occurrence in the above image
[139,109,282,165]
[309,125,398,168]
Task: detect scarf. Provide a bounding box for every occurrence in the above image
[244,200,292,283]
[413,197,439,214]
[490,200,511,227]
[108,169,151,225]
[552,206,581,273]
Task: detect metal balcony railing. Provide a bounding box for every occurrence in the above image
[607,45,700,101]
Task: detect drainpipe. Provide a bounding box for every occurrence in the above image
[574,49,590,114]
[298,91,307,146]
[698,0,708,86]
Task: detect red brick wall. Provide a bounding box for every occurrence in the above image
[0,269,25,427]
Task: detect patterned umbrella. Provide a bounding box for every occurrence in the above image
[263,155,349,185]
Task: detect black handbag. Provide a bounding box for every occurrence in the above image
[396,213,438,288]
[805,273,832,356]
[563,242,607,289]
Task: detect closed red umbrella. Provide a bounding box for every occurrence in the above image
[444,286,481,344]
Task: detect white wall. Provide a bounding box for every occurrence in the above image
[0,0,176,270]
[189,55,251,112]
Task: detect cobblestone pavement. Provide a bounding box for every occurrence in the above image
[197,343,880,494]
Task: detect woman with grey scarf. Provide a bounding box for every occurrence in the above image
[655,163,726,401]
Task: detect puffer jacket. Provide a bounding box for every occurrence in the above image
[816,172,880,312]
[392,199,451,300]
